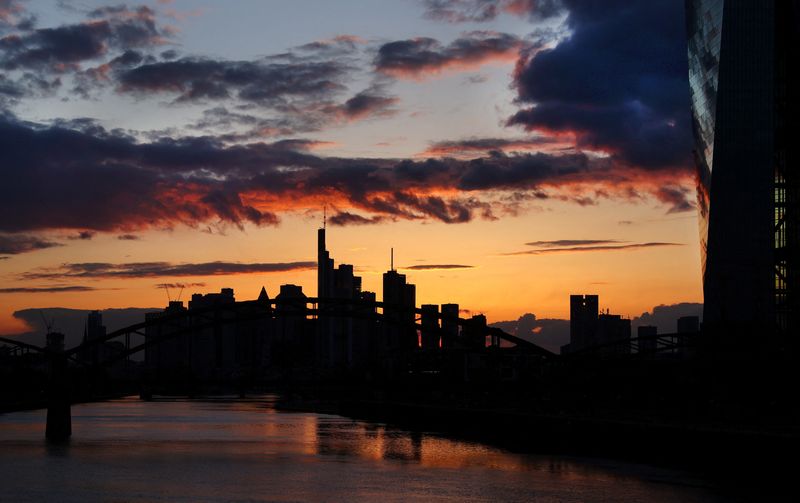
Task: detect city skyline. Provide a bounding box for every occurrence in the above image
[0,0,701,336]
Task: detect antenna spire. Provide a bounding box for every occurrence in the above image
[323,205,326,229]
[391,247,394,271]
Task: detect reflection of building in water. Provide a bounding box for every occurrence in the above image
[382,430,423,462]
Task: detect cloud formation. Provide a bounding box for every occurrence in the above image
[117,56,347,104]
[503,241,682,256]
[0,285,96,293]
[422,0,564,23]
[22,260,317,280]
[1,5,166,72]
[401,264,474,270]
[375,31,523,79]
[489,312,568,354]
[0,233,61,255]
[525,239,620,247]
[0,114,694,234]
[508,0,692,171]
[421,136,564,157]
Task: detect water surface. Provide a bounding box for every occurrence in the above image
[0,396,733,502]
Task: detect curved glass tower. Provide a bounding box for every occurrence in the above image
[686,0,799,341]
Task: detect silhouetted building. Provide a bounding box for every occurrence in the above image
[638,325,658,353]
[86,311,106,341]
[80,310,107,364]
[383,269,417,350]
[189,288,237,374]
[687,0,799,341]
[597,313,631,356]
[563,294,599,354]
[440,303,460,348]
[316,224,375,369]
[145,301,189,382]
[420,304,439,349]
[677,315,700,333]
[462,314,487,349]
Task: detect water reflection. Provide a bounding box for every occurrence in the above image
[0,396,731,502]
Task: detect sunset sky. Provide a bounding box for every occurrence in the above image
[0,0,701,336]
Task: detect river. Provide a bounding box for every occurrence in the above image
[0,396,739,502]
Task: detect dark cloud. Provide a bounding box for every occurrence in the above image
[328,212,386,226]
[490,312,569,354]
[0,115,282,232]
[526,239,620,247]
[503,242,682,256]
[296,34,363,56]
[117,233,140,240]
[375,31,523,78]
[0,0,33,31]
[68,230,95,240]
[0,5,167,72]
[11,307,160,349]
[632,302,703,334]
[422,136,561,157]
[422,0,564,23]
[401,264,474,270]
[116,57,397,134]
[117,56,349,105]
[0,114,692,233]
[0,285,96,293]
[0,233,61,254]
[655,185,695,213]
[339,89,398,120]
[22,260,317,280]
[508,0,692,170]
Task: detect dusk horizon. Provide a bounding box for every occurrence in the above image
[2,2,797,502]
[1,0,702,338]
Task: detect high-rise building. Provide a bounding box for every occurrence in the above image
[382,269,417,350]
[440,303,460,348]
[563,294,598,354]
[686,1,799,341]
[637,325,658,354]
[316,224,375,367]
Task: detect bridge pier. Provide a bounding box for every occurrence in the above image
[45,352,71,442]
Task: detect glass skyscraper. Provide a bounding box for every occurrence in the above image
[686,1,799,342]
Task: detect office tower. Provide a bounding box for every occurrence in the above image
[565,294,599,353]
[383,269,417,350]
[440,303,460,348]
[420,304,440,349]
[316,225,371,367]
[637,325,658,354]
[686,1,799,340]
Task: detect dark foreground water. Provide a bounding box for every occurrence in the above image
[0,396,735,502]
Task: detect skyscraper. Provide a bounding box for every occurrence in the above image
[686,1,799,342]
[564,294,598,354]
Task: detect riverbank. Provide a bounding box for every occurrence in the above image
[274,390,799,488]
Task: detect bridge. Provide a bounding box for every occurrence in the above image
[0,297,698,441]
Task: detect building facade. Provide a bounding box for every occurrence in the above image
[686,0,799,341]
